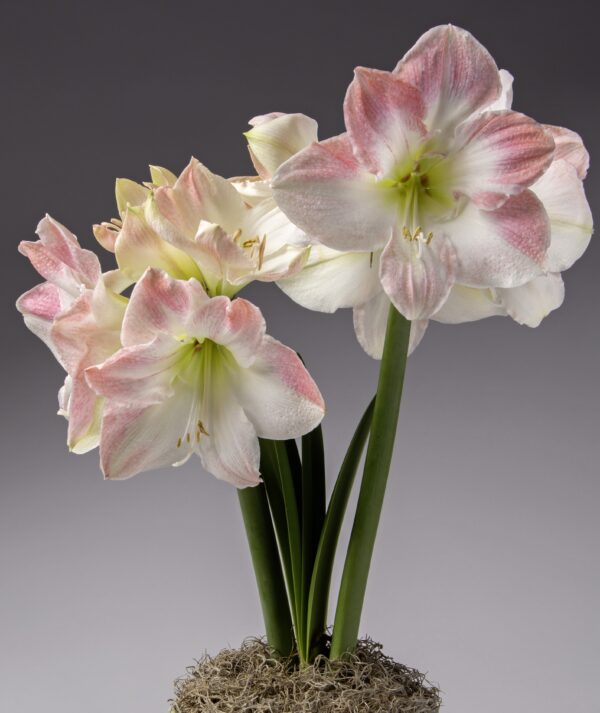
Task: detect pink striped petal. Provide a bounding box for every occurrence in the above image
[154,158,246,239]
[188,296,266,368]
[531,159,593,272]
[86,334,184,407]
[19,215,100,295]
[379,231,457,320]
[16,281,62,323]
[353,290,428,359]
[16,282,64,359]
[446,189,550,288]
[272,133,395,251]
[496,273,565,327]
[50,289,123,375]
[234,335,325,439]
[121,268,207,346]
[97,381,198,480]
[394,25,501,132]
[450,111,555,209]
[545,125,589,179]
[344,67,426,175]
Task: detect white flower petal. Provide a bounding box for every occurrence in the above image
[353,290,428,359]
[432,283,505,323]
[278,245,381,312]
[531,159,593,272]
[496,273,565,327]
[245,112,319,178]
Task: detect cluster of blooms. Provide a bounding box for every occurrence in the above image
[17,26,592,485]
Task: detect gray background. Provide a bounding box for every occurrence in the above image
[1,1,598,711]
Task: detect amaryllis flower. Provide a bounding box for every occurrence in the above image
[100,158,309,297]
[17,216,127,451]
[85,269,325,486]
[434,120,593,328]
[241,113,438,356]
[272,25,557,325]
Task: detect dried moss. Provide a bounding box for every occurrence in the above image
[170,637,441,713]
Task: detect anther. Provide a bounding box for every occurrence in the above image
[176,437,182,448]
[258,235,267,270]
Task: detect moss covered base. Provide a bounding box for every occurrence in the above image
[170,637,441,713]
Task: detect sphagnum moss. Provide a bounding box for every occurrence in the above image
[170,637,441,713]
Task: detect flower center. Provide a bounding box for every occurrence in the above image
[378,155,456,241]
[171,338,223,451]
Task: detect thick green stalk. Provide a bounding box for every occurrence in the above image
[238,484,295,657]
[330,306,411,659]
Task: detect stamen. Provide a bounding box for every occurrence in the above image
[232,228,243,243]
[186,433,191,444]
[110,218,123,228]
[197,420,210,436]
[176,437,182,448]
[242,237,260,248]
[258,235,267,270]
[369,251,374,268]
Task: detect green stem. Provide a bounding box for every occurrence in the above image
[330,306,411,659]
[238,484,295,657]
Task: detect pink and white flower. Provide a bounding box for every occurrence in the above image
[434,117,592,328]
[272,25,556,326]
[17,216,127,451]
[101,158,309,297]
[85,269,325,486]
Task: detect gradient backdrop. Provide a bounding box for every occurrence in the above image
[2,2,598,711]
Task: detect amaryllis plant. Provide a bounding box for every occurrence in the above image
[18,25,592,667]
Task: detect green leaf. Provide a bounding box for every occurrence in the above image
[305,397,375,658]
[258,440,295,626]
[262,439,305,661]
[300,424,326,654]
[238,484,295,657]
[330,306,411,659]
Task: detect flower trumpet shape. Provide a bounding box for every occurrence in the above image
[16,216,127,452]
[85,269,325,486]
[96,158,310,298]
[272,25,558,324]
